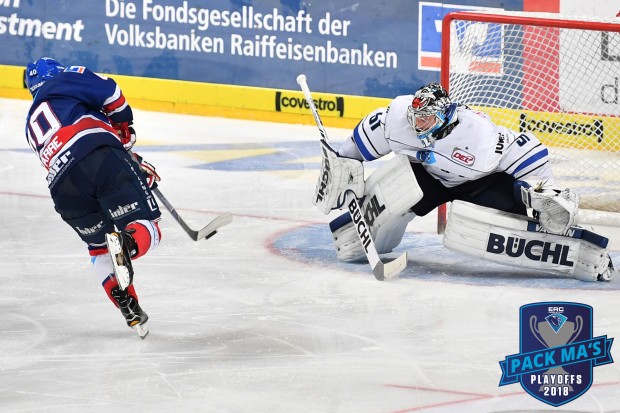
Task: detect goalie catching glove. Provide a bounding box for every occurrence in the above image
[313,140,364,215]
[130,152,160,189]
[521,181,579,235]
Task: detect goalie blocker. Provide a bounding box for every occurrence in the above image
[444,201,616,282]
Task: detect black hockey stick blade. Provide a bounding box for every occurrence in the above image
[372,252,409,281]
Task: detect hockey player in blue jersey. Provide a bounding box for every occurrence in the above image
[25,57,161,337]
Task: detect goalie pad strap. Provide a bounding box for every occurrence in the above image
[443,201,610,282]
[331,154,421,261]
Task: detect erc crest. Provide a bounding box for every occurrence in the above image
[499,302,614,407]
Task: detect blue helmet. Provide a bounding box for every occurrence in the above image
[25,57,65,96]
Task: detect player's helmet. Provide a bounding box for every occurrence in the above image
[406,83,452,147]
[25,57,65,97]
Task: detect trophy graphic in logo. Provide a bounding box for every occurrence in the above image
[530,312,583,392]
[499,302,614,407]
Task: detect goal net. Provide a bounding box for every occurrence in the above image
[439,11,620,231]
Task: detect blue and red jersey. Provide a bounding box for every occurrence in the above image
[25,66,133,191]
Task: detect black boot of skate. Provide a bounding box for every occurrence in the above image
[105,229,139,290]
[598,254,616,282]
[111,287,149,338]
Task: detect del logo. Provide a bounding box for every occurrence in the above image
[499,302,614,407]
[275,91,344,117]
[451,148,474,165]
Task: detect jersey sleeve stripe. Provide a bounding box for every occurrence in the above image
[103,94,127,115]
[102,85,128,115]
[353,123,377,161]
[502,143,540,171]
[103,85,122,107]
[513,161,548,180]
[511,148,549,175]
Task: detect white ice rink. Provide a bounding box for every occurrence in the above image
[1,97,619,412]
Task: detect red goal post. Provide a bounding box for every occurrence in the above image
[437,11,620,233]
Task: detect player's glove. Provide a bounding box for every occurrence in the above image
[112,121,137,151]
[131,152,161,189]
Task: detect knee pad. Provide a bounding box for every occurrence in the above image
[126,220,161,259]
[330,155,422,262]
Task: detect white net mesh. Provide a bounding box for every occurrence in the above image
[445,12,620,212]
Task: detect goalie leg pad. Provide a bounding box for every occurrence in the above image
[443,201,614,282]
[330,155,421,262]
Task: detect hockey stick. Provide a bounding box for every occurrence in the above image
[296,74,408,281]
[152,187,233,241]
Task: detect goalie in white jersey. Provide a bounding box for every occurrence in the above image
[321,83,615,282]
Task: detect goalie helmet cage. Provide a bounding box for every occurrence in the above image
[437,11,620,233]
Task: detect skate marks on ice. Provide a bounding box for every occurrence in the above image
[270,224,620,290]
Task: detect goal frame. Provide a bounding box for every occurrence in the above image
[437,11,620,233]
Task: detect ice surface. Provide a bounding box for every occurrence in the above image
[1,98,619,412]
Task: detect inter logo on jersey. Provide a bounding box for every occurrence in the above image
[418,2,504,72]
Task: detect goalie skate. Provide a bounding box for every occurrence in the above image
[598,255,617,282]
[105,231,135,291]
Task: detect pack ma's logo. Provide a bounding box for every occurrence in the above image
[499,302,614,407]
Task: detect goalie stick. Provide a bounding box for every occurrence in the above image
[296,74,408,281]
[152,187,233,241]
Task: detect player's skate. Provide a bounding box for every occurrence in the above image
[105,229,138,290]
[111,287,149,338]
[598,255,617,282]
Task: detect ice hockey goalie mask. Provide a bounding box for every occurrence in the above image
[25,57,65,97]
[407,83,452,147]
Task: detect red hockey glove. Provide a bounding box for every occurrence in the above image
[131,152,161,189]
[112,121,137,151]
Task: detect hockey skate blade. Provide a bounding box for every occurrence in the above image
[373,252,408,281]
[133,323,149,339]
[105,233,131,291]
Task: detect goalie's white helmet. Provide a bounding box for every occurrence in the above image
[406,83,453,147]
